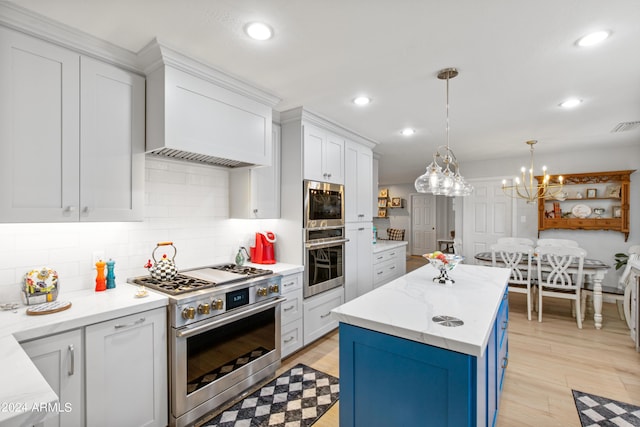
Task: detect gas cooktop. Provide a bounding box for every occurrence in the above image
[130,264,274,296]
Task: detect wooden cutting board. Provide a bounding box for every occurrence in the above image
[26,301,72,315]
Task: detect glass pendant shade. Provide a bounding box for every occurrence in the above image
[414,68,472,197]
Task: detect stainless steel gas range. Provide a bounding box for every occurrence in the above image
[130,264,283,427]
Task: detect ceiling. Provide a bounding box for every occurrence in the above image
[8,0,640,184]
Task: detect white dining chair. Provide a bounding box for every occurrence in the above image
[497,237,535,247]
[491,243,534,320]
[536,238,579,248]
[535,245,586,328]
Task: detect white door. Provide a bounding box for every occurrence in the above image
[462,178,513,260]
[411,194,437,255]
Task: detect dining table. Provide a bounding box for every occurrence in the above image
[474,251,611,329]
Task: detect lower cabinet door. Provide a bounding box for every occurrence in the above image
[21,329,84,427]
[85,308,167,427]
[303,287,344,346]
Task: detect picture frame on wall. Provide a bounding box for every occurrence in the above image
[390,197,402,207]
[378,188,388,198]
[586,188,597,199]
[378,208,387,218]
[612,206,622,218]
[605,185,621,198]
[378,198,387,208]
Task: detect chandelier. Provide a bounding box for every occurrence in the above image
[414,68,473,197]
[501,140,564,203]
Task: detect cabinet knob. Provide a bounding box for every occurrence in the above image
[64,206,76,212]
[253,209,258,214]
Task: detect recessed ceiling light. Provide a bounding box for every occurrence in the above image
[577,30,610,47]
[559,98,582,108]
[353,96,371,106]
[245,22,273,41]
[401,128,415,136]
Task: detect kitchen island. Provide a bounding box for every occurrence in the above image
[331,263,510,427]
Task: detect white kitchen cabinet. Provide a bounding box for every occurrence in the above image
[0,26,144,222]
[230,123,281,218]
[280,271,304,357]
[21,329,84,427]
[303,123,344,184]
[85,307,167,427]
[373,244,407,288]
[345,140,373,222]
[303,286,344,346]
[345,223,373,301]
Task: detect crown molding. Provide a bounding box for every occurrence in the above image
[138,38,280,107]
[0,2,142,74]
[280,107,378,148]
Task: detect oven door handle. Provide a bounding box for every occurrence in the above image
[305,238,349,249]
[175,297,285,339]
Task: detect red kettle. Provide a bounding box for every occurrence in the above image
[250,231,276,264]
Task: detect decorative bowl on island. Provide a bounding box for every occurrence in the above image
[422,252,465,285]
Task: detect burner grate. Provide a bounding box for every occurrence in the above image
[212,264,273,277]
[132,274,217,295]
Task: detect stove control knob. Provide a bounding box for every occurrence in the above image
[213,299,223,310]
[269,284,279,294]
[197,303,210,315]
[257,287,268,297]
[182,307,195,319]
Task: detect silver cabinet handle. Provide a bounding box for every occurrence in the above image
[68,344,75,376]
[390,266,395,270]
[284,336,295,343]
[502,320,508,330]
[390,252,396,256]
[283,281,296,287]
[115,317,146,329]
[82,206,90,213]
[376,256,383,260]
[64,206,76,212]
[283,305,295,311]
[320,312,331,319]
[377,271,384,275]
[358,227,365,231]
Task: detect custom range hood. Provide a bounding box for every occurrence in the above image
[138,39,281,168]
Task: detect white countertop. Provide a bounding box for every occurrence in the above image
[0,283,168,426]
[331,263,510,357]
[372,240,408,253]
[244,261,304,276]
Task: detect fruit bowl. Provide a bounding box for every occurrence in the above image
[422,252,465,285]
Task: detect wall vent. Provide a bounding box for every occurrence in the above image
[611,121,640,133]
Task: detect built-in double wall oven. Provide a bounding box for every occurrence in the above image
[303,180,347,298]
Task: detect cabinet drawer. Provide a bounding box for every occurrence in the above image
[373,259,398,286]
[282,292,302,325]
[303,287,343,346]
[281,273,302,294]
[281,318,303,358]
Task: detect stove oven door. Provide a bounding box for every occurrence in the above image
[170,298,283,427]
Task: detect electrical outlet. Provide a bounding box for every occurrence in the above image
[92,251,105,268]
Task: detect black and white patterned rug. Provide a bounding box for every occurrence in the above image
[573,390,640,426]
[200,364,339,427]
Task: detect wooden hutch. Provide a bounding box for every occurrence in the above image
[536,170,635,241]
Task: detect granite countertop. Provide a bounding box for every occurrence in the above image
[331,263,510,357]
[372,240,408,253]
[0,283,168,426]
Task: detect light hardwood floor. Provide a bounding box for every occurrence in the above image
[279,290,640,426]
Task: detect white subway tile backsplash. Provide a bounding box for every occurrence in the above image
[0,158,273,295]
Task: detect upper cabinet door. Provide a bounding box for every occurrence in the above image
[303,124,344,184]
[324,132,345,184]
[0,27,80,222]
[80,57,145,221]
[303,123,326,182]
[345,141,372,222]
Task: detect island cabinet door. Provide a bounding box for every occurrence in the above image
[339,323,483,427]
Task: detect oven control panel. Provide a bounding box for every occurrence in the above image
[172,275,282,328]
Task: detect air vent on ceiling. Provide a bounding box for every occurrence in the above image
[611,121,640,133]
[146,148,253,168]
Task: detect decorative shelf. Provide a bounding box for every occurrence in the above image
[536,170,635,241]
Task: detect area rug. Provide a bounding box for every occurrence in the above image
[201,364,339,427]
[573,389,640,426]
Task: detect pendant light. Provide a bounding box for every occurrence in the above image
[414,68,472,197]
